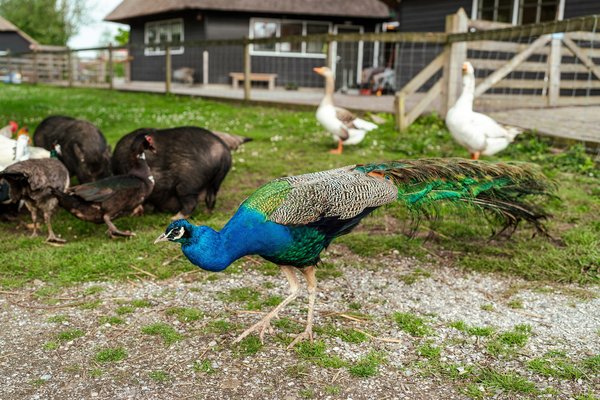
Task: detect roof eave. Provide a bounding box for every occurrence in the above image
[105,7,390,24]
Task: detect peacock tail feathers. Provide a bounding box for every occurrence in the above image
[355,158,553,234]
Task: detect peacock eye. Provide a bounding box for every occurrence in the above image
[168,226,186,240]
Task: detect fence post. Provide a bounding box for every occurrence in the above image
[243,38,251,101]
[108,43,114,89]
[547,33,562,106]
[165,46,171,94]
[441,8,468,117]
[394,91,407,131]
[32,48,39,84]
[67,48,73,87]
[6,49,12,77]
[202,50,209,85]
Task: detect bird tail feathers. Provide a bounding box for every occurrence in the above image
[502,125,523,141]
[355,158,554,235]
[352,118,378,132]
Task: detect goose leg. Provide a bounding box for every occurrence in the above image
[103,214,135,237]
[288,266,317,349]
[329,139,343,155]
[233,265,300,344]
[470,151,481,160]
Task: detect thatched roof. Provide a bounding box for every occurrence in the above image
[105,0,390,23]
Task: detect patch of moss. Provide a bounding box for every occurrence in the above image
[141,322,183,346]
[393,312,432,337]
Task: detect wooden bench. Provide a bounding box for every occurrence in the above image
[229,72,277,90]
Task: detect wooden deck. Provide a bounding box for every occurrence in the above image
[489,106,600,144]
[109,81,599,144]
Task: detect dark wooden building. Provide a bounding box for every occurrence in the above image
[0,15,67,55]
[0,15,38,55]
[105,0,391,87]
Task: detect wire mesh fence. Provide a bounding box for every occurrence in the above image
[0,12,599,136]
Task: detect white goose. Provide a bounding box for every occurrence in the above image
[313,66,378,154]
[445,62,522,160]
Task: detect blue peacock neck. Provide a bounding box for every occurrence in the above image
[180,226,240,272]
[177,206,293,272]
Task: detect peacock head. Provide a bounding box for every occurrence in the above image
[154,219,195,245]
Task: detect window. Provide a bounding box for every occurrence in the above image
[474,0,561,24]
[250,18,331,57]
[280,22,303,52]
[305,23,329,54]
[519,0,559,24]
[253,21,277,52]
[477,0,514,23]
[145,19,184,56]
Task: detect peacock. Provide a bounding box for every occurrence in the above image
[155,158,553,347]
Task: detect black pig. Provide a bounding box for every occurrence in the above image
[33,116,111,183]
[112,126,236,218]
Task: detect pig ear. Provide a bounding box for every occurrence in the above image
[73,143,85,163]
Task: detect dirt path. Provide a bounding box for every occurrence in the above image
[1,249,598,399]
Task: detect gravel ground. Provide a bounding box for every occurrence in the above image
[0,247,598,400]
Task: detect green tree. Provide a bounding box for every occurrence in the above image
[114,27,129,46]
[0,0,86,46]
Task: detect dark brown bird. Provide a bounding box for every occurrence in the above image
[54,134,156,238]
[0,157,69,243]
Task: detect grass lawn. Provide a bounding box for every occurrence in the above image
[0,83,598,288]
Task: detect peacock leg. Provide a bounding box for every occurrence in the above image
[43,209,65,244]
[103,215,135,237]
[24,202,39,237]
[288,266,317,349]
[329,140,343,155]
[233,265,300,344]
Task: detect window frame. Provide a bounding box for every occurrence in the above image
[518,0,560,24]
[144,18,184,56]
[471,0,564,24]
[249,18,331,58]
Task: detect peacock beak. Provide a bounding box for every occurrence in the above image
[153,233,168,244]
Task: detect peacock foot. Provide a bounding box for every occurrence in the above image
[287,325,314,349]
[233,317,275,345]
[107,229,136,238]
[46,236,66,244]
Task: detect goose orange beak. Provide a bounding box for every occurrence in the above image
[313,67,324,75]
